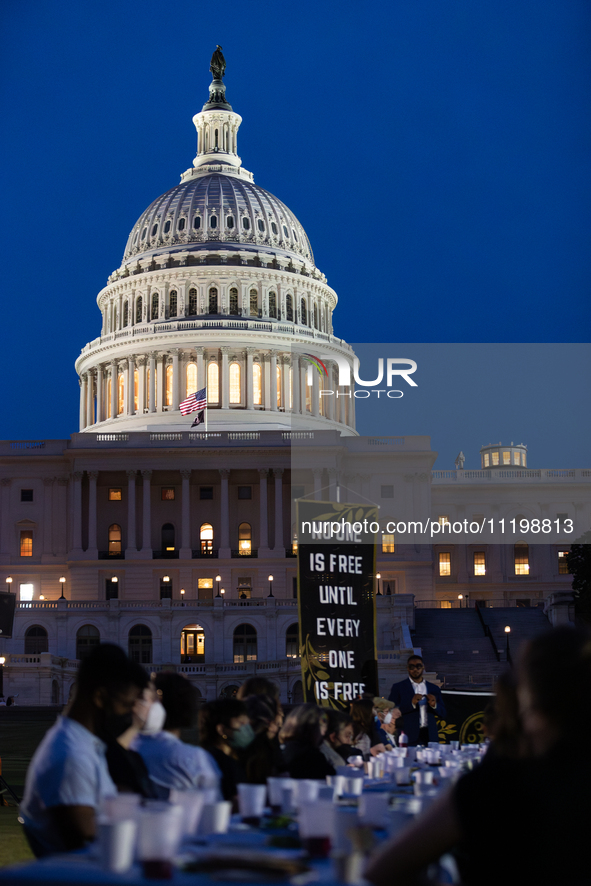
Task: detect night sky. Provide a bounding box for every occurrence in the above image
[1,0,589,465]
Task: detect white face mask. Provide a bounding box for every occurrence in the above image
[142,700,167,735]
[384,712,393,725]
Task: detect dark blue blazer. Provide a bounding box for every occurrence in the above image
[388,677,446,745]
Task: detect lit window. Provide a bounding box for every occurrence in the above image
[483,453,490,467]
[233,623,257,662]
[521,452,527,467]
[178,217,186,231]
[188,288,198,315]
[558,551,570,575]
[513,451,520,465]
[286,623,299,658]
[237,580,252,599]
[208,362,219,404]
[514,543,529,575]
[19,583,34,601]
[381,485,393,498]
[200,523,214,554]
[161,487,175,501]
[227,216,234,228]
[198,578,213,599]
[474,552,486,575]
[117,374,124,414]
[491,451,499,466]
[20,531,33,557]
[165,364,173,406]
[276,365,282,408]
[253,363,262,405]
[382,534,395,553]
[169,290,177,317]
[503,451,511,465]
[21,489,33,502]
[250,289,258,316]
[186,363,197,395]
[439,552,451,576]
[229,362,241,403]
[238,522,252,555]
[109,488,122,501]
[108,524,122,556]
[438,516,449,526]
[440,600,452,609]
[134,369,139,412]
[209,288,218,314]
[229,287,238,315]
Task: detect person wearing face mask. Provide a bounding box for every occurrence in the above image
[198,699,253,803]
[20,644,147,857]
[320,709,362,767]
[131,672,220,795]
[373,698,402,746]
[240,693,285,783]
[280,704,336,779]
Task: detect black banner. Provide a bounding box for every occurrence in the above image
[297,501,378,709]
[436,690,495,743]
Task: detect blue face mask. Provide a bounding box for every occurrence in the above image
[228,722,256,749]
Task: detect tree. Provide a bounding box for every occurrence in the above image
[567,531,591,622]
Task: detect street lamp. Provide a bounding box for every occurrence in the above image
[458,594,463,608]
[215,575,222,597]
[39,595,45,601]
[59,576,66,599]
[220,588,225,599]
[505,626,511,662]
[5,577,13,590]
[180,588,185,607]
[268,575,274,598]
[376,572,382,596]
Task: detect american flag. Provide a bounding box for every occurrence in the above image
[180,387,207,416]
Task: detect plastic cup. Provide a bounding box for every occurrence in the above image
[137,802,183,880]
[267,777,295,812]
[298,800,333,858]
[237,783,267,824]
[413,770,434,785]
[326,774,346,797]
[345,775,363,796]
[98,819,137,874]
[101,793,141,820]
[169,789,205,837]
[294,779,320,807]
[198,801,231,835]
[330,807,358,854]
[395,767,412,786]
[358,793,389,828]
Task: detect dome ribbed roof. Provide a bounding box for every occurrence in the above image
[123,173,314,267]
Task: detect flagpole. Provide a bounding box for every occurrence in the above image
[205,389,208,434]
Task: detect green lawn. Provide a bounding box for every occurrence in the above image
[0,808,34,867]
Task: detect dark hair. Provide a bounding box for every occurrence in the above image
[487,671,524,759]
[154,672,199,731]
[350,698,374,738]
[236,677,280,701]
[198,698,247,746]
[326,709,352,741]
[519,626,591,745]
[407,654,423,664]
[77,643,148,697]
[245,693,279,735]
[280,703,327,747]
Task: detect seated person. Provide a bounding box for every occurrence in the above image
[132,672,219,793]
[241,693,285,783]
[105,683,167,798]
[373,697,401,746]
[350,699,387,758]
[198,698,252,803]
[320,709,362,767]
[20,643,147,857]
[236,676,281,702]
[280,704,336,779]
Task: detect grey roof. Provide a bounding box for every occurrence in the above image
[122,173,314,267]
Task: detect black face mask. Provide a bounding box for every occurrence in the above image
[99,710,134,742]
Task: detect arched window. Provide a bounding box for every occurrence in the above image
[134,369,139,412]
[286,294,293,321]
[301,298,307,325]
[210,216,217,229]
[229,362,241,404]
[178,217,186,231]
[253,363,262,406]
[226,216,234,229]
[76,625,100,660]
[229,287,238,315]
[313,303,318,329]
[221,684,240,698]
[128,625,152,664]
[25,626,48,655]
[165,364,173,406]
[181,623,205,663]
[200,523,214,555]
[286,623,299,658]
[257,219,265,233]
[164,219,171,234]
[292,680,304,703]
[207,362,219,404]
[151,223,158,237]
[123,301,129,327]
[117,373,124,415]
[136,296,143,324]
[151,293,159,321]
[108,523,122,555]
[51,680,60,704]
[269,292,277,319]
[238,522,252,555]
[193,216,201,230]
[209,287,218,314]
[169,290,177,317]
[276,365,282,408]
[271,222,278,235]
[242,217,250,230]
[233,624,257,663]
[161,522,175,552]
[186,363,197,395]
[188,288,198,315]
[250,289,258,316]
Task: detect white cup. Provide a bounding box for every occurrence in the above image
[98,819,137,874]
[267,777,295,808]
[330,806,358,853]
[358,793,389,828]
[169,789,205,837]
[237,783,267,820]
[137,803,184,864]
[395,767,412,786]
[298,799,333,839]
[294,779,320,806]
[345,776,363,796]
[413,769,434,785]
[198,801,232,835]
[101,793,141,820]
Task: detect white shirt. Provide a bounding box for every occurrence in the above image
[20,716,116,855]
[410,678,429,728]
[131,731,221,793]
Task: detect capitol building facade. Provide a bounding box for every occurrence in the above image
[0,63,586,704]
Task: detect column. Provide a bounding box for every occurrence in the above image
[110,361,117,419]
[258,469,270,554]
[117,293,123,330]
[86,471,98,557]
[219,469,231,557]
[149,353,156,413]
[220,348,229,409]
[88,371,96,426]
[273,469,284,555]
[263,354,271,409]
[292,355,301,414]
[312,367,320,417]
[122,361,129,415]
[71,471,83,555]
[270,351,278,411]
[180,469,192,558]
[96,365,104,423]
[128,356,136,415]
[42,477,54,557]
[137,356,146,414]
[171,349,180,410]
[141,470,152,556]
[246,348,255,410]
[126,470,138,556]
[79,375,87,430]
[156,356,164,412]
[313,468,322,501]
[282,356,291,412]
